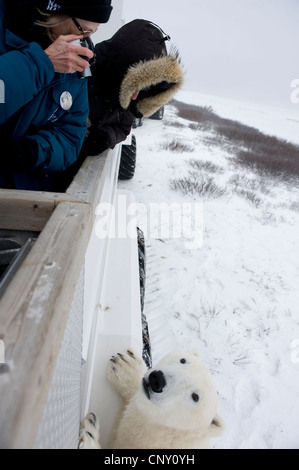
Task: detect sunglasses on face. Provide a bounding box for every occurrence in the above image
[72,18,94,35]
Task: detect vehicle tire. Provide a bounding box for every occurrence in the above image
[137,227,152,369]
[118,135,137,180]
[132,117,143,128]
[149,106,164,121]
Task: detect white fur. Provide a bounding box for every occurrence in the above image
[78,413,100,449]
[80,349,224,449]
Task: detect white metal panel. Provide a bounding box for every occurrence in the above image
[82,189,143,449]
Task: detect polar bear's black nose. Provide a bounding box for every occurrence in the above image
[148,370,166,393]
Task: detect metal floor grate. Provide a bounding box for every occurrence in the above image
[0,230,39,298]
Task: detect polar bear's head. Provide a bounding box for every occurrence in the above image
[135,350,224,436]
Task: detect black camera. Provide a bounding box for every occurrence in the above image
[70,37,95,79]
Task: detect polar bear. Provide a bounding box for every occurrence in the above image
[79,349,224,449]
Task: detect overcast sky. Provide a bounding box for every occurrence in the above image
[121,0,299,111]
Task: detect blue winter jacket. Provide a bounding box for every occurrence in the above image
[0,0,89,190]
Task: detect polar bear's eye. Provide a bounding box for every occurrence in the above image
[191,393,199,402]
[180,358,186,364]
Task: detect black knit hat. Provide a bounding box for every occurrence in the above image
[40,0,113,23]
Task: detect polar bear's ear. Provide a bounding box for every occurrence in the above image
[208,414,225,437]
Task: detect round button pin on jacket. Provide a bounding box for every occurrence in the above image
[60,91,73,110]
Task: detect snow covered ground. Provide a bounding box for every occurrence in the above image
[118,90,299,450]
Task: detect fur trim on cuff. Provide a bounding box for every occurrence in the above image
[119,50,185,117]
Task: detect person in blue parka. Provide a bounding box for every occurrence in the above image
[0,0,113,191]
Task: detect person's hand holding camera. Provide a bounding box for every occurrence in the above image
[44,34,94,74]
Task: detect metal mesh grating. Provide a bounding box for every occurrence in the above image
[34,266,85,449]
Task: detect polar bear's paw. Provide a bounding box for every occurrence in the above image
[107,349,147,401]
[78,412,101,449]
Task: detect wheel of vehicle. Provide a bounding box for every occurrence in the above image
[137,227,152,369]
[118,135,137,180]
[132,117,143,128]
[149,106,164,120]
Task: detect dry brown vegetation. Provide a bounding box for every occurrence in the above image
[170,99,299,183]
[160,138,194,153]
[166,99,299,204]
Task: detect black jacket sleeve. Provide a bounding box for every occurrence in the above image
[81,109,134,158]
[1,138,38,171]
